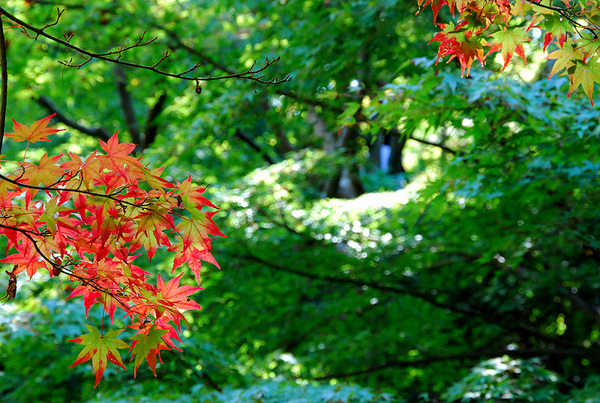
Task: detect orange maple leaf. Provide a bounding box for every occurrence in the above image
[5,114,63,143]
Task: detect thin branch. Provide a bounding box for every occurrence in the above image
[175,354,222,392]
[0,170,147,209]
[275,90,344,114]
[234,129,277,165]
[313,347,597,380]
[409,134,457,155]
[0,222,131,311]
[114,65,142,146]
[0,6,290,85]
[143,91,167,149]
[35,96,112,141]
[524,0,598,38]
[22,0,85,8]
[240,252,564,346]
[242,253,493,319]
[0,16,8,153]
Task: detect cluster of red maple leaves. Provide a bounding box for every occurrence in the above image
[419,0,600,103]
[1,115,223,386]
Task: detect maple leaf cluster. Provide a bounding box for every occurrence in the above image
[0,115,224,387]
[418,0,600,104]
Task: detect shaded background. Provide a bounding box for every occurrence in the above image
[1,0,600,401]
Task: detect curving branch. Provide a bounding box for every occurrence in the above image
[409,134,457,155]
[234,129,277,165]
[0,6,291,86]
[114,65,142,146]
[35,96,112,141]
[240,251,565,346]
[524,0,599,38]
[0,170,148,210]
[143,91,167,149]
[0,222,130,311]
[313,347,597,380]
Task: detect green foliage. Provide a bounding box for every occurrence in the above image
[3,0,600,401]
[442,357,561,402]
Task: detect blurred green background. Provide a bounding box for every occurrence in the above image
[1,1,600,401]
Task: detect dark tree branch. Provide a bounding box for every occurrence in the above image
[0,6,290,85]
[275,90,344,114]
[143,91,167,149]
[24,0,85,9]
[241,252,564,346]
[35,96,112,141]
[313,347,597,380]
[559,286,600,326]
[282,296,393,353]
[275,127,295,154]
[242,253,490,319]
[409,134,457,155]
[161,27,235,75]
[0,16,8,153]
[114,65,142,147]
[175,354,222,393]
[234,129,277,165]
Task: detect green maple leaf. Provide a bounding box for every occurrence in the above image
[68,324,129,388]
[546,37,583,79]
[541,13,570,51]
[487,27,531,72]
[569,57,600,104]
[130,325,170,378]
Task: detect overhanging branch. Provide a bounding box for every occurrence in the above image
[313,347,596,380]
[0,6,290,86]
[35,96,112,141]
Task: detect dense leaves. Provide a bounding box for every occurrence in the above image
[0,116,222,385]
[419,0,600,103]
[1,0,600,402]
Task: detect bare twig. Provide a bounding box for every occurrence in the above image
[0,6,290,86]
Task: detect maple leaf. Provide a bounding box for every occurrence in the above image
[486,27,531,72]
[172,245,219,286]
[134,208,175,259]
[68,324,129,388]
[176,175,218,213]
[95,132,147,182]
[4,114,63,143]
[129,325,171,378]
[429,21,487,77]
[568,57,600,104]
[546,38,584,79]
[170,214,222,284]
[156,273,202,328]
[19,153,65,187]
[129,316,183,351]
[541,13,569,51]
[1,243,49,278]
